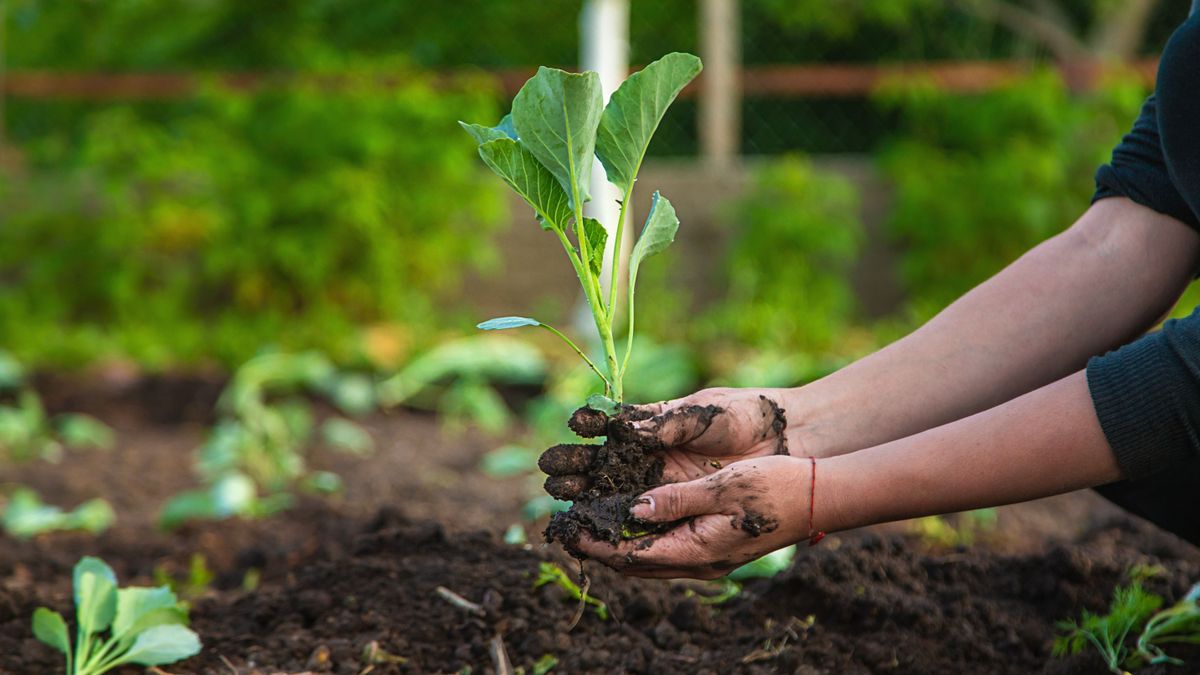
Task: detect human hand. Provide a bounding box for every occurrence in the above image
[572,455,816,579]
[539,387,807,500]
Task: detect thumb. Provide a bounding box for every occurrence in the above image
[616,397,721,448]
[629,478,719,523]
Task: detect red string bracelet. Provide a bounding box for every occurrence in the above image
[808,456,826,546]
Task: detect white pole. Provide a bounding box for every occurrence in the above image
[700,0,740,170]
[576,0,630,337]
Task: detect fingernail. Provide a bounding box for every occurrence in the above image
[630,495,655,519]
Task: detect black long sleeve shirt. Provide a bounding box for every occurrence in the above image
[1088,7,1200,478]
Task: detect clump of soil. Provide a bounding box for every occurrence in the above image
[542,405,668,547]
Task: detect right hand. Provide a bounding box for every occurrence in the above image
[540,387,808,500]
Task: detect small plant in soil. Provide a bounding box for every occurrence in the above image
[2,486,115,539]
[460,52,702,549]
[32,556,201,674]
[1054,579,1200,673]
[0,350,114,464]
[161,351,376,528]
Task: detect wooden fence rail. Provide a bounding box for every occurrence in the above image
[1,59,1159,101]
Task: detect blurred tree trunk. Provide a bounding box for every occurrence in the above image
[953,0,1161,62]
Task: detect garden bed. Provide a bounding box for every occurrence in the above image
[1,376,1198,673]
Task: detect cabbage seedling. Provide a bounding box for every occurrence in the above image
[32,556,201,674]
[462,52,702,402]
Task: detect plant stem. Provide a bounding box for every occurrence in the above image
[553,227,616,396]
[536,323,610,391]
[606,188,632,311]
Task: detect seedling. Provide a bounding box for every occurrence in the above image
[153,554,215,606]
[912,509,997,548]
[161,351,376,528]
[533,561,608,621]
[1133,582,1200,667]
[686,546,797,605]
[2,487,115,539]
[462,53,702,403]
[32,556,201,674]
[1054,578,1200,673]
[0,391,114,464]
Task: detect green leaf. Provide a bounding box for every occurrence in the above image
[68,498,116,535]
[582,218,608,277]
[322,373,377,417]
[459,115,519,145]
[55,414,115,450]
[628,192,679,296]
[76,571,118,636]
[159,490,216,530]
[115,606,189,653]
[73,557,117,605]
[586,394,621,416]
[443,380,512,434]
[301,470,344,494]
[113,586,180,637]
[377,336,546,405]
[31,607,70,655]
[321,418,374,455]
[727,546,796,581]
[477,138,573,231]
[477,316,541,331]
[596,53,702,194]
[511,67,603,209]
[211,473,257,518]
[496,113,518,140]
[118,624,202,666]
[0,350,24,390]
[481,444,536,478]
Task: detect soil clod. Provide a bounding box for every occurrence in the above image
[544,407,668,547]
[568,406,609,437]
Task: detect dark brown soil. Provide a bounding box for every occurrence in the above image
[544,406,671,549]
[1,375,1199,674]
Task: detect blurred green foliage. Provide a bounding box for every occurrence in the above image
[878,70,1146,318]
[160,351,377,528]
[705,156,863,353]
[2,67,506,368]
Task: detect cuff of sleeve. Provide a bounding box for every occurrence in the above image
[1087,332,1196,479]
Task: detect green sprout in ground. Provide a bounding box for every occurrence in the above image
[160,351,377,528]
[462,52,702,403]
[534,561,608,624]
[32,556,201,675]
[0,350,114,464]
[153,554,215,606]
[2,487,114,539]
[1054,578,1200,673]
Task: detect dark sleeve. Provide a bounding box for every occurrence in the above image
[1091,95,1200,232]
[1157,13,1200,226]
[1086,14,1200,479]
[1087,308,1200,479]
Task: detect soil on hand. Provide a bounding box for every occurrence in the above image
[543,406,669,548]
[1,375,1199,673]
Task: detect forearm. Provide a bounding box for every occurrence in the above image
[821,370,1119,532]
[789,198,1199,457]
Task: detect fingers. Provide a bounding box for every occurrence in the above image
[538,443,596,474]
[539,443,598,500]
[544,474,591,500]
[629,477,722,523]
[572,515,742,579]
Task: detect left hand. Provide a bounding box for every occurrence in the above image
[572,455,815,579]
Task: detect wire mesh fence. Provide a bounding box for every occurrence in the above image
[2,0,1189,156]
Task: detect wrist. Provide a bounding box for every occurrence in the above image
[774,386,840,459]
[814,450,875,534]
